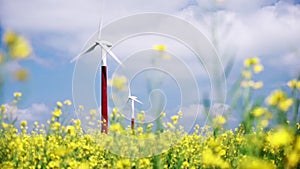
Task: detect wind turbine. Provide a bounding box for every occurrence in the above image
[128,88,143,130]
[71,21,122,134]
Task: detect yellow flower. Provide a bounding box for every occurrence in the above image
[202,148,229,168]
[4,31,32,59]
[243,81,264,89]
[278,98,293,111]
[287,79,298,89]
[34,121,39,126]
[116,159,131,169]
[240,156,276,169]
[78,105,84,110]
[242,70,252,79]
[73,119,81,127]
[244,57,260,67]
[13,92,22,98]
[52,109,62,118]
[78,162,90,169]
[153,45,171,59]
[171,115,179,124]
[66,126,75,136]
[0,52,4,64]
[167,122,175,129]
[295,136,300,151]
[112,107,119,114]
[253,81,263,89]
[181,161,190,168]
[139,158,150,168]
[253,64,264,73]
[241,80,249,88]
[259,119,269,128]
[147,123,154,129]
[13,68,29,81]
[110,123,123,133]
[3,30,17,45]
[213,115,227,126]
[297,81,300,89]
[267,127,293,147]
[51,122,61,131]
[251,107,266,117]
[63,99,72,106]
[1,105,7,114]
[137,112,145,121]
[137,126,143,133]
[48,160,60,168]
[2,122,9,129]
[266,90,287,106]
[160,112,166,118]
[89,109,96,115]
[178,111,183,117]
[20,120,27,127]
[153,44,166,51]
[108,75,127,90]
[56,101,63,108]
[287,151,299,168]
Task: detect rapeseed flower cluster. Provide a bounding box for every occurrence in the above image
[0,58,300,168]
[1,95,299,168]
[240,57,264,90]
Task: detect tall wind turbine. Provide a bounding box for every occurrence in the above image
[71,20,122,134]
[128,88,143,130]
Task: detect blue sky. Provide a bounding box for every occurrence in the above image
[0,0,300,128]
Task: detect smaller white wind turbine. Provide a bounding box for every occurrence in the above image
[128,88,143,130]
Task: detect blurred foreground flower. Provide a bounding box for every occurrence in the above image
[287,79,300,90]
[240,156,276,169]
[267,90,293,112]
[3,30,32,60]
[267,127,293,147]
[0,52,4,64]
[213,115,227,129]
[13,68,29,81]
[108,75,127,90]
[244,57,260,67]
[251,107,267,117]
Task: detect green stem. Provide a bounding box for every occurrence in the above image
[292,90,299,125]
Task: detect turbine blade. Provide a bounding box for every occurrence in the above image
[70,43,97,63]
[128,87,131,97]
[133,98,143,104]
[100,44,123,66]
[97,0,105,41]
[97,18,103,41]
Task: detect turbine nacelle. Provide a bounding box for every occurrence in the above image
[128,95,143,104]
[96,40,112,48]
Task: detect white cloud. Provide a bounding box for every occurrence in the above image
[196,0,280,13]
[17,103,51,125]
[2,103,51,128]
[0,0,189,56]
[2,0,300,63]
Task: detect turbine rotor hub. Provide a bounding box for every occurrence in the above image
[98,40,112,47]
